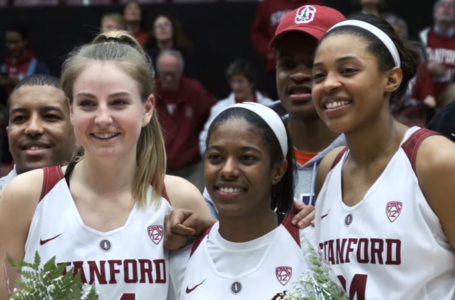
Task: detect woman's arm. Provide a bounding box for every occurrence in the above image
[164,175,216,250]
[164,175,211,219]
[0,170,43,298]
[417,135,455,250]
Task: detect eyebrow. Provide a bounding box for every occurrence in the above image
[10,105,64,115]
[207,145,262,153]
[75,92,132,99]
[313,55,360,68]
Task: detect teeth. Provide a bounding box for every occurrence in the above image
[93,133,118,139]
[219,187,243,193]
[326,101,349,109]
[28,146,46,150]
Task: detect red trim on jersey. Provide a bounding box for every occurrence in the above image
[39,166,170,204]
[401,129,439,173]
[330,147,349,170]
[189,215,300,257]
[190,227,212,257]
[161,184,170,204]
[282,214,301,247]
[39,166,64,201]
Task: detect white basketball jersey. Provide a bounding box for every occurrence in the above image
[169,215,315,300]
[315,127,455,300]
[24,166,172,300]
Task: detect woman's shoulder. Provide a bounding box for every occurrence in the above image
[416,133,455,175]
[1,168,48,216]
[4,166,67,202]
[164,175,204,206]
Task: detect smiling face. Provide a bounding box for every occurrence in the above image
[312,33,396,133]
[71,61,153,161]
[157,54,182,92]
[7,85,76,174]
[276,32,318,118]
[205,117,285,218]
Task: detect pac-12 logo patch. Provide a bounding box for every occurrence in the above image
[295,5,317,24]
[386,201,403,222]
[148,225,164,245]
[276,266,292,286]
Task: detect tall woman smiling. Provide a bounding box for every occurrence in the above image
[313,14,455,300]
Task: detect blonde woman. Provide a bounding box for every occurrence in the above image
[0,31,210,300]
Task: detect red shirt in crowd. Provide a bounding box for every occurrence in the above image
[1,48,49,97]
[426,28,455,98]
[251,0,323,72]
[410,63,434,101]
[135,31,148,48]
[155,77,216,171]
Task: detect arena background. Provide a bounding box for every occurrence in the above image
[0,0,434,98]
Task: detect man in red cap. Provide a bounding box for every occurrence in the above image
[251,0,323,99]
[268,5,347,227]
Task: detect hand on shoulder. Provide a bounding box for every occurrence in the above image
[164,175,216,251]
[164,175,209,215]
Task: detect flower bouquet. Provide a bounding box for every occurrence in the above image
[276,236,348,300]
[7,251,98,300]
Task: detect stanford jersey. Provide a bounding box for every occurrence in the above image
[315,127,455,300]
[424,28,455,97]
[169,216,317,300]
[23,166,172,300]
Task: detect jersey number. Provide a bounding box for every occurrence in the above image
[337,274,367,300]
[120,294,135,300]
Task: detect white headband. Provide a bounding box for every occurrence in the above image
[328,20,401,67]
[219,102,288,158]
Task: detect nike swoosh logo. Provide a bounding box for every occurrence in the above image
[451,133,455,137]
[40,233,63,245]
[186,279,206,294]
[321,209,331,220]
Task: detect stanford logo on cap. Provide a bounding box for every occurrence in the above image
[295,5,317,24]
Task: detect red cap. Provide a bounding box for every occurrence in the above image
[269,5,346,49]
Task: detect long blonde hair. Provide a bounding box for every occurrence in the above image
[61,30,167,208]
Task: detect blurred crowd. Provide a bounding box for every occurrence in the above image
[0,0,454,191]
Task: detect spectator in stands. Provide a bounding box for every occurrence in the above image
[427,97,455,142]
[123,1,148,47]
[386,15,436,107]
[0,74,77,194]
[349,0,393,18]
[199,59,274,154]
[394,97,430,128]
[251,0,323,100]
[146,14,195,78]
[0,23,49,105]
[419,0,455,99]
[155,50,216,193]
[101,13,126,32]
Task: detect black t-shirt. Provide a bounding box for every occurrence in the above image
[427,101,455,142]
